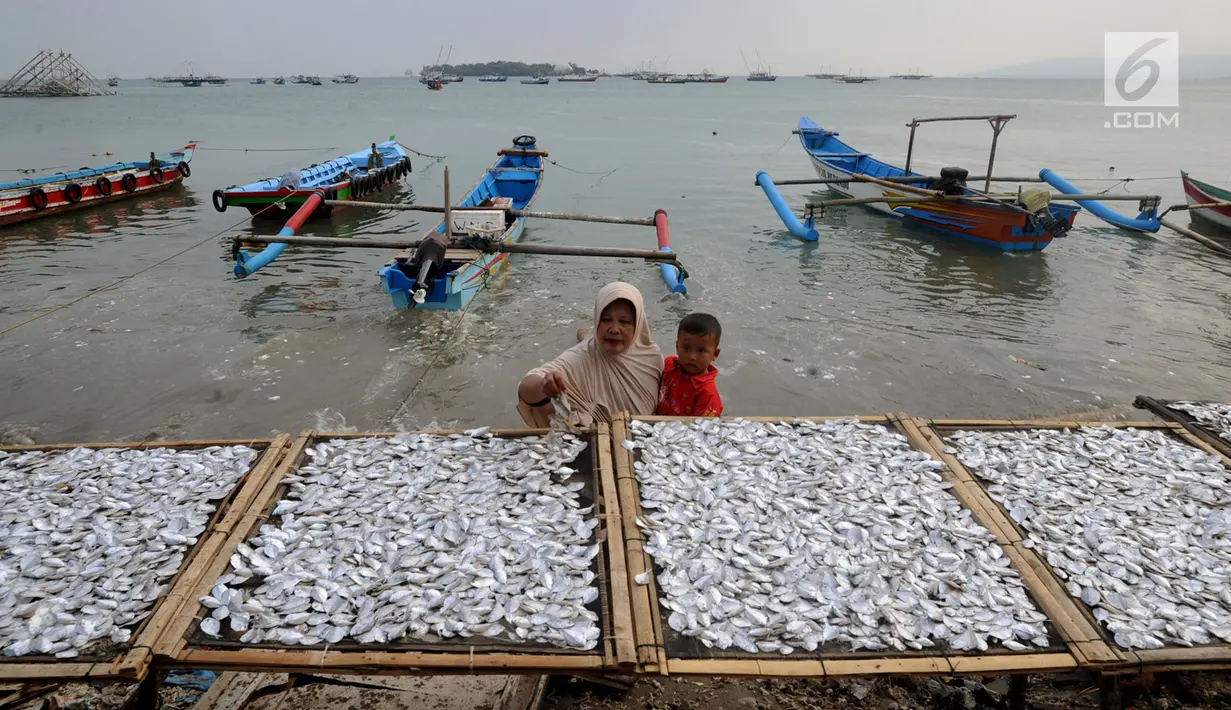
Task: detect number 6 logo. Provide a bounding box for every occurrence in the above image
[1105,32,1179,107]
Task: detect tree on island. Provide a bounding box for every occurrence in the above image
[421,61,589,77]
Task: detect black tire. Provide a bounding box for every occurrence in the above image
[212,189,228,213]
[150,166,165,184]
[177,161,191,178]
[95,177,113,196]
[64,183,83,203]
[28,187,48,210]
[122,173,138,192]
[512,135,536,148]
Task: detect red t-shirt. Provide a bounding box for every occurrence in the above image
[657,356,723,417]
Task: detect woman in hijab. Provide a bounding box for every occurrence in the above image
[518,282,663,427]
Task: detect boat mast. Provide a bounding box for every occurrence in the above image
[739,49,753,74]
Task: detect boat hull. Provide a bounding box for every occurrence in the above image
[218,141,410,219]
[1182,171,1231,232]
[0,144,196,228]
[798,118,1076,251]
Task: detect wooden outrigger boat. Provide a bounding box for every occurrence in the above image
[0,144,196,228]
[212,140,411,218]
[1181,171,1231,232]
[379,136,544,310]
[229,135,689,310]
[756,116,1081,251]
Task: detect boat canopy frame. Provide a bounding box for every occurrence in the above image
[902,114,1016,193]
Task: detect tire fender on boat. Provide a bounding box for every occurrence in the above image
[95,177,113,196]
[122,173,138,192]
[177,161,191,179]
[64,183,84,203]
[212,189,228,213]
[150,166,165,184]
[28,187,48,210]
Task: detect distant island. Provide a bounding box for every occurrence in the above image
[420,61,592,77]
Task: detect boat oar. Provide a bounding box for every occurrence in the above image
[231,234,688,266]
[321,200,658,227]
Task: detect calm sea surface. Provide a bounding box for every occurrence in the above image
[2,77,1231,442]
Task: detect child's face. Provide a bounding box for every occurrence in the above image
[676,331,720,375]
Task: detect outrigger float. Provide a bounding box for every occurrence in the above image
[756,114,1231,259]
[230,135,688,311]
[0,144,195,228]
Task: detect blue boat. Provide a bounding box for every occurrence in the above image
[217,140,411,218]
[758,117,1080,251]
[379,136,544,310]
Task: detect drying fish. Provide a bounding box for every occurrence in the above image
[1170,401,1231,442]
[628,418,1049,655]
[945,426,1231,650]
[200,432,602,651]
[0,445,258,657]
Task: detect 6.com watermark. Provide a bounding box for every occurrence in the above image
[1104,32,1179,129]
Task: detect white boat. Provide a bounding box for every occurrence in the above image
[332,74,359,84]
[479,75,508,82]
[521,76,550,85]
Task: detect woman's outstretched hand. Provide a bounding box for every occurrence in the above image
[541,371,568,397]
[519,371,568,405]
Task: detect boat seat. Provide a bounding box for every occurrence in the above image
[444,248,483,262]
[812,152,868,159]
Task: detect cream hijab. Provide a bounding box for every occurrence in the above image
[519,282,664,426]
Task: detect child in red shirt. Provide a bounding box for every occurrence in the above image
[657,313,723,417]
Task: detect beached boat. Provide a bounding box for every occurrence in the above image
[479,75,508,82]
[1181,171,1231,232]
[521,76,550,85]
[760,117,1079,251]
[0,144,196,228]
[378,137,545,310]
[212,140,411,218]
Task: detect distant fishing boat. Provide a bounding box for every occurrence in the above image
[521,76,550,85]
[106,75,119,87]
[213,140,411,220]
[479,75,508,82]
[181,78,202,87]
[379,137,545,310]
[272,76,285,85]
[307,76,323,86]
[806,67,844,79]
[1181,171,1231,232]
[426,79,443,90]
[332,74,359,84]
[291,75,310,84]
[741,48,777,81]
[755,116,1080,251]
[838,74,878,83]
[0,144,196,228]
[647,75,686,84]
[685,70,728,83]
[250,77,266,85]
[556,75,599,82]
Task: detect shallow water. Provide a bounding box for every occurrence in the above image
[2,77,1230,442]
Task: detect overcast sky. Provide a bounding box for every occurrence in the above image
[1,0,1226,78]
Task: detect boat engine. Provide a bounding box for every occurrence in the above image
[1021,187,1071,239]
[929,167,969,195]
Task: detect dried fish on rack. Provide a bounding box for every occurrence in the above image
[946,426,1231,649]
[199,432,603,650]
[1170,401,1231,441]
[627,418,1049,654]
[0,446,257,657]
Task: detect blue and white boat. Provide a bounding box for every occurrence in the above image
[379,136,544,310]
[479,75,508,82]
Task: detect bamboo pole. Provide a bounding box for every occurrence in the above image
[1159,218,1231,259]
[231,235,683,263]
[319,200,657,226]
[807,193,1162,210]
[759,176,1047,187]
[907,114,1018,125]
[1168,200,1231,212]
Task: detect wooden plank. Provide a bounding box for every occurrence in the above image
[190,672,281,710]
[664,659,765,676]
[595,422,637,669]
[169,649,607,673]
[629,415,889,424]
[0,437,276,452]
[822,657,950,676]
[948,652,1078,674]
[1130,645,1231,665]
[611,414,665,671]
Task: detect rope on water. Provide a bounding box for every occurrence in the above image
[0,197,294,339]
[397,142,446,160]
[762,133,795,158]
[545,158,618,179]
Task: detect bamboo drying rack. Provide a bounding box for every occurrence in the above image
[909,416,1231,672]
[1134,396,1231,460]
[609,413,1081,678]
[0,435,292,682]
[152,428,634,676]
